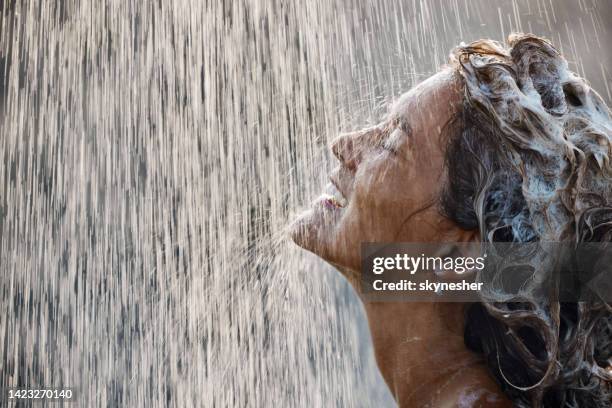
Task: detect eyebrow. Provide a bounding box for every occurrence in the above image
[380,114,413,141]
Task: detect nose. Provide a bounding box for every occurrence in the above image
[331,127,380,170]
[331,133,357,169]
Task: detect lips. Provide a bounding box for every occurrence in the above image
[322,182,347,209]
[290,169,350,249]
[311,164,353,213]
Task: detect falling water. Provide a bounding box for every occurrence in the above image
[1,0,610,406]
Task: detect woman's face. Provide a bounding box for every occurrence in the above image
[291,69,473,274]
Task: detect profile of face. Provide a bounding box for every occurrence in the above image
[289,66,507,407]
[291,69,477,276]
[290,35,611,407]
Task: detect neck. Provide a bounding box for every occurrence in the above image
[336,264,511,407]
[358,299,511,407]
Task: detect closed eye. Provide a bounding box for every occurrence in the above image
[373,133,397,155]
[380,127,405,155]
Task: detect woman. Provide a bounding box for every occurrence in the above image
[291,34,612,407]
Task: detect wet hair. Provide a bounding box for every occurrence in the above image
[441,34,612,407]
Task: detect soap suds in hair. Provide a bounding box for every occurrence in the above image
[442,34,612,407]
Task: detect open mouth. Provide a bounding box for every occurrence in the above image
[322,182,347,209]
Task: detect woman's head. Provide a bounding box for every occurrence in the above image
[290,68,477,274]
[291,33,611,406]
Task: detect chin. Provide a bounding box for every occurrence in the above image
[290,203,345,258]
[291,214,363,278]
[289,209,317,249]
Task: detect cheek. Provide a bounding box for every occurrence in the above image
[349,154,444,235]
[357,156,417,205]
[354,156,397,205]
[349,158,414,231]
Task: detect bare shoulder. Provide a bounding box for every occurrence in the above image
[435,364,512,408]
[400,363,513,408]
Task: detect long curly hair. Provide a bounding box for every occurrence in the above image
[441,34,612,407]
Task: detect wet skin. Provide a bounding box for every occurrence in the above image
[291,69,512,407]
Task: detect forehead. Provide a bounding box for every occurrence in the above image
[389,68,462,128]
